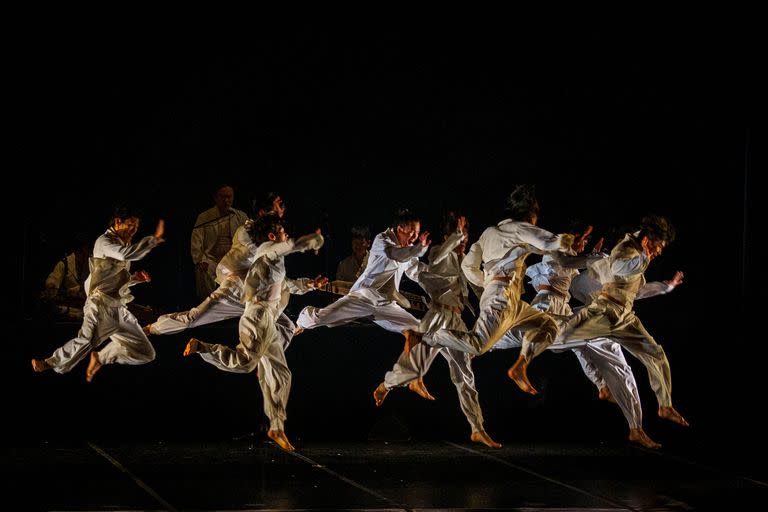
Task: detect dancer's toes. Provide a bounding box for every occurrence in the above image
[658,406,690,427]
[471,430,502,449]
[85,352,102,383]
[507,357,538,395]
[373,382,389,407]
[629,428,662,449]
[267,430,295,451]
[407,378,435,401]
[183,338,201,357]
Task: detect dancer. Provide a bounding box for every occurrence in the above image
[374,213,501,448]
[296,208,430,336]
[184,214,325,451]
[32,205,165,382]
[554,215,689,428]
[406,186,586,395]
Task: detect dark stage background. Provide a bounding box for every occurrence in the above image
[10,29,761,479]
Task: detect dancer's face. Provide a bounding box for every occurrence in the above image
[114,217,140,239]
[644,237,667,260]
[396,221,420,247]
[268,225,288,243]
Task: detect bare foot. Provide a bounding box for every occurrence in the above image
[293,326,305,336]
[507,356,538,395]
[373,382,389,407]
[407,378,436,401]
[658,406,690,427]
[31,359,52,373]
[471,430,502,449]
[598,386,617,404]
[85,352,102,383]
[629,428,662,449]
[142,324,153,336]
[183,338,201,357]
[267,429,295,451]
[403,329,423,353]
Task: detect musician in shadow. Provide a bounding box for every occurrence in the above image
[39,233,92,320]
[335,226,371,283]
[191,183,249,299]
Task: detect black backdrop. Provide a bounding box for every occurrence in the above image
[9,27,761,475]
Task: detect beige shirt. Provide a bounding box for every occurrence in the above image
[190,206,249,269]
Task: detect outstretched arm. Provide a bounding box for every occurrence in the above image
[636,271,683,300]
[100,220,165,262]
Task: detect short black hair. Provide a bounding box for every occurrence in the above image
[504,185,539,222]
[392,208,420,229]
[638,215,676,244]
[247,213,284,245]
[213,183,234,195]
[252,191,281,216]
[441,211,468,237]
[110,204,141,226]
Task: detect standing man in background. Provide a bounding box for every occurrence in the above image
[191,183,249,300]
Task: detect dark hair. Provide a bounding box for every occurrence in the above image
[504,185,539,222]
[252,191,282,216]
[350,226,371,240]
[441,211,468,237]
[247,213,284,245]
[564,218,591,236]
[213,183,234,195]
[392,208,420,229]
[638,215,676,244]
[110,204,141,226]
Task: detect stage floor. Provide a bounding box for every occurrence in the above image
[5,437,767,511]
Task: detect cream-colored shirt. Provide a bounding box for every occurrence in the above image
[461,219,575,288]
[85,228,160,304]
[190,206,249,269]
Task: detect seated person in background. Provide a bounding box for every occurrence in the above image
[40,233,91,319]
[335,226,370,282]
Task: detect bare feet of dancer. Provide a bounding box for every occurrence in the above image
[629,428,662,449]
[471,430,503,449]
[658,406,690,427]
[507,355,538,395]
[403,329,423,353]
[373,382,389,407]
[267,429,295,451]
[598,386,617,404]
[31,359,52,373]
[183,338,201,357]
[408,378,435,401]
[85,352,102,383]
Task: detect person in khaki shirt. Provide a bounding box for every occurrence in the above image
[191,183,249,299]
[335,226,370,282]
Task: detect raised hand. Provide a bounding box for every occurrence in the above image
[132,270,151,283]
[665,271,684,287]
[572,225,593,253]
[591,237,604,254]
[419,231,432,247]
[457,216,467,234]
[154,219,165,243]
